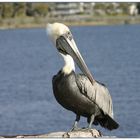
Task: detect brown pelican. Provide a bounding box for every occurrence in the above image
[47,23,119,132]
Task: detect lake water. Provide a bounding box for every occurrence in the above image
[0,25,140,138]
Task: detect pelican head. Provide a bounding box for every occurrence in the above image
[47,22,94,84]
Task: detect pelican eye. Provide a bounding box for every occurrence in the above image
[66,31,73,41]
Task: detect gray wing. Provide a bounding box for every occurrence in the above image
[76,74,114,118]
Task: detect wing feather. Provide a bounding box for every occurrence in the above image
[75,74,113,118]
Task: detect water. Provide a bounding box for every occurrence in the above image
[0,25,140,137]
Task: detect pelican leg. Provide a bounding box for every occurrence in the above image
[87,115,102,137]
[70,115,80,131]
[80,115,101,137]
[82,114,95,130]
[88,114,95,129]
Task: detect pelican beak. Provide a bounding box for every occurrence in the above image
[56,35,95,84]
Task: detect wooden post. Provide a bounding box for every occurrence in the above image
[0,129,108,138]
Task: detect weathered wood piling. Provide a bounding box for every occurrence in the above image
[0,129,111,138]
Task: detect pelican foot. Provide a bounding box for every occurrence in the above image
[80,128,102,137]
[69,127,82,132]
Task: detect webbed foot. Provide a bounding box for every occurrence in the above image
[81,127,102,137]
[70,126,81,132]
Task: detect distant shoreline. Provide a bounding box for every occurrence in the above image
[0,15,140,29]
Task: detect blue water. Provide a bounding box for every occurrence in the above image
[0,25,140,137]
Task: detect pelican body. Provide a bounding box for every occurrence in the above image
[47,23,119,131]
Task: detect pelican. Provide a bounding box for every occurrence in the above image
[47,23,119,132]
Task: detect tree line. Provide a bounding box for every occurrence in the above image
[0,3,49,18]
[0,3,140,19]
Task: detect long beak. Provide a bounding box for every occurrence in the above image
[56,35,95,84]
